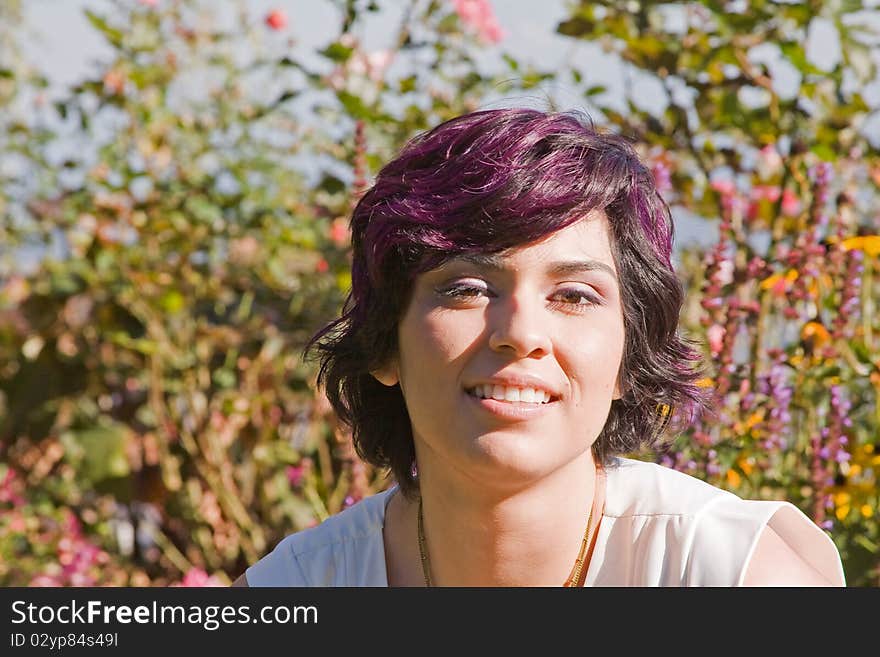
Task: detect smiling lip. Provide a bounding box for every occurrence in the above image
[464,375,561,400]
[464,389,557,421]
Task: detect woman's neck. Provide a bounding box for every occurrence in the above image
[384,451,599,587]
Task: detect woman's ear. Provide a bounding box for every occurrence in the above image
[371,358,400,387]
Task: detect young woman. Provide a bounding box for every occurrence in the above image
[235,108,845,586]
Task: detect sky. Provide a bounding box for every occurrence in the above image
[20,1,592,95]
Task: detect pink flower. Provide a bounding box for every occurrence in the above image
[710,179,735,196]
[102,70,126,96]
[781,189,801,216]
[750,185,781,202]
[651,160,671,194]
[707,324,725,356]
[176,568,223,587]
[452,0,505,43]
[265,9,288,31]
[8,511,26,533]
[286,464,306,488]
[138,0,158,6]
[769,277,788,298]
[0,468,26,507]
[757,144,782,176]
[714,259,734,286]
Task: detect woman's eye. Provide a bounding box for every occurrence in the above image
[436,284,601,310]
[438,283,489,299]
[551,288,601,310]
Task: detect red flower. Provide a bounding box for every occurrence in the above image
[315,258,329,273]
[329,218,350,247]
[265,9,288,31]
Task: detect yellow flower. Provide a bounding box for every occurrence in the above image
[806,274,833,299]
[841,235,880,256]
[836,504,851,521]
[860,505,874,518]
[802,321,829,342]
[695,377,714,388]
[726,469,742,488]
[760,268,799,291]
[746,412,764,430]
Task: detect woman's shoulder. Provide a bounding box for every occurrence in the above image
[603,456,736,518]
[244,487,396,587]
[598,457,845,586]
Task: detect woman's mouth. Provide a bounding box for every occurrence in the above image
[465,383,554,404]
[463,385,558,420]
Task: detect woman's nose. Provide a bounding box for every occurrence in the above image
[487,294,552,358]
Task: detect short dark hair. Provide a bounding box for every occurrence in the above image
[304,108,711,499]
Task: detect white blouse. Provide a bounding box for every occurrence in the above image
[245,457,846,586]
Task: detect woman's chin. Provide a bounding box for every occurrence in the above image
[460,436,567,485]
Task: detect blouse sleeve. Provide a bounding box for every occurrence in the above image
[684,496,846,586]
[245,535,310,586]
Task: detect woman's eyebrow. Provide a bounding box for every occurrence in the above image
[451,253,619,285]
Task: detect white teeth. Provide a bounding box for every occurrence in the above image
[470,384,552,404]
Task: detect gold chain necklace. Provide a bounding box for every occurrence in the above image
[417,496,596,587]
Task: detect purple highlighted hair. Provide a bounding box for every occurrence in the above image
[305,108,712,498]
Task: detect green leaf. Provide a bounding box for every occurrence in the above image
[318,174,346,195]
[336,91,394,123]
[557,16,596,38]
[585,84,607,97]
[398,75,417,93]
[62,424,130,485]
[212,368,236,389]
[160,290,185,314]
[84,10,125,48]
[108,332,158,355]
[810,143,837,162]
[319,42,354,64]
[780,41,825,76]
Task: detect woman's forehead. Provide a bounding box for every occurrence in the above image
[424,214,619,279]
[437,251,619,285]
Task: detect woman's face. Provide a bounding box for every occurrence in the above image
[374,213,626,490]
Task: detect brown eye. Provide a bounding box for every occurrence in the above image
[437,283,490,299]
[550,288,601,311]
